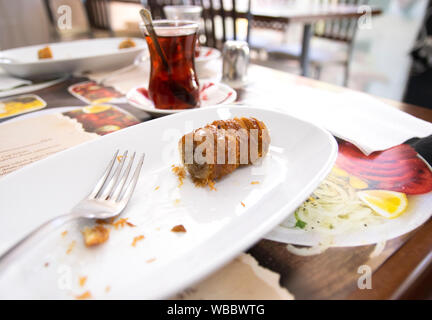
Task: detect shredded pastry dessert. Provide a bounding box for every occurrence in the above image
[82,225,110,247]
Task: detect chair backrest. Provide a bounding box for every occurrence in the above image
[199,0,252,49]
[83,0,113,33]
[314,0,369,43]
[145,0,251,49]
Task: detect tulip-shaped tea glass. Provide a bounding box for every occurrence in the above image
[140,20,200,110]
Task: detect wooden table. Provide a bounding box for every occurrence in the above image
[251,3,382,76]
[1,63,431,299]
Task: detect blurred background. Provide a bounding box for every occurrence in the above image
[0,0,431,107]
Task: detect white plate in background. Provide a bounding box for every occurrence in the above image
[0,105,337,299]
[0,38,147,79]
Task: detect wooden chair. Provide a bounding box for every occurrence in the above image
[199,0,252,49]
[83,0,114,36]
[146,0,252,49]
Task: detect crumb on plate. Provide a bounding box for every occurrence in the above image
[146,258,156,263]
[44,262,49,268]
[38,46,53,59]
[61,230,68,237]
[171,225,187,233]
[76,291,92,300]
[172,165,186,187]
[105,286,111,293]
[251,181,260,185]
[66,240,76,254]
[154,186,160,190]
[118,38,136,49]
[82,225,110,247]
[241,201,246,207]
[131,235,145,247]
[113,217,136,229]
[193,178,216,191]
[173,199,181,205]
[79,276,87,287]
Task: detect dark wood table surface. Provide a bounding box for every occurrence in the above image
[1,63,431,299]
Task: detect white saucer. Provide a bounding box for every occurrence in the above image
[126,80,236,116]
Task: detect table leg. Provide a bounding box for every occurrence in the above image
[300,23,313,77]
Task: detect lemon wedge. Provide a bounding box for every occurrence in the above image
[357,190,408,219]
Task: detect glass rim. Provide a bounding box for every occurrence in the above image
[139,20,199,31]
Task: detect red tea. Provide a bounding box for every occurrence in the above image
[144,22,200,110]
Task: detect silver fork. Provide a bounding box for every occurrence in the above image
[0,150,145,272]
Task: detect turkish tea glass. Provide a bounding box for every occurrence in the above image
[163,6,203,57]
[140,20,200,110]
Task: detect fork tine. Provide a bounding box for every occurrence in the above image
[89,150,119,199]
[111,151,135,201]
[117,153,145,203]
[99,150,128,200]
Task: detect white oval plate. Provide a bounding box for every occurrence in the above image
[126,81,236,116]
[0,38,147,79]
[0,105,337,299]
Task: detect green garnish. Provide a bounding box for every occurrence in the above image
[295,219,307,229]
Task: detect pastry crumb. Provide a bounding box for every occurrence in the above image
[76,291,92,300]
[146,258,156,263]
[241,201,246,207]
[105,286,111,293]
[193,178,216,191]
[113,218,136,229]
[251,181,260,185]
[82,225,110,247]
[66,240,76,254]
[172,165,186,187]
[44,262,49,268]
[79,276,87,287]
[61,230,68,237]
[117,155,124,162]
[38,46,53,59]
[131,235,145,247]
[173,199,181,205]
[118,38,136,49]
[154,186,160,190]
[171,225,187,233]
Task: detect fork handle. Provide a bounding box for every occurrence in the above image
[0,213,78,274]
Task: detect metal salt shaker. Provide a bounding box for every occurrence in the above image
[222,40,250,88]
